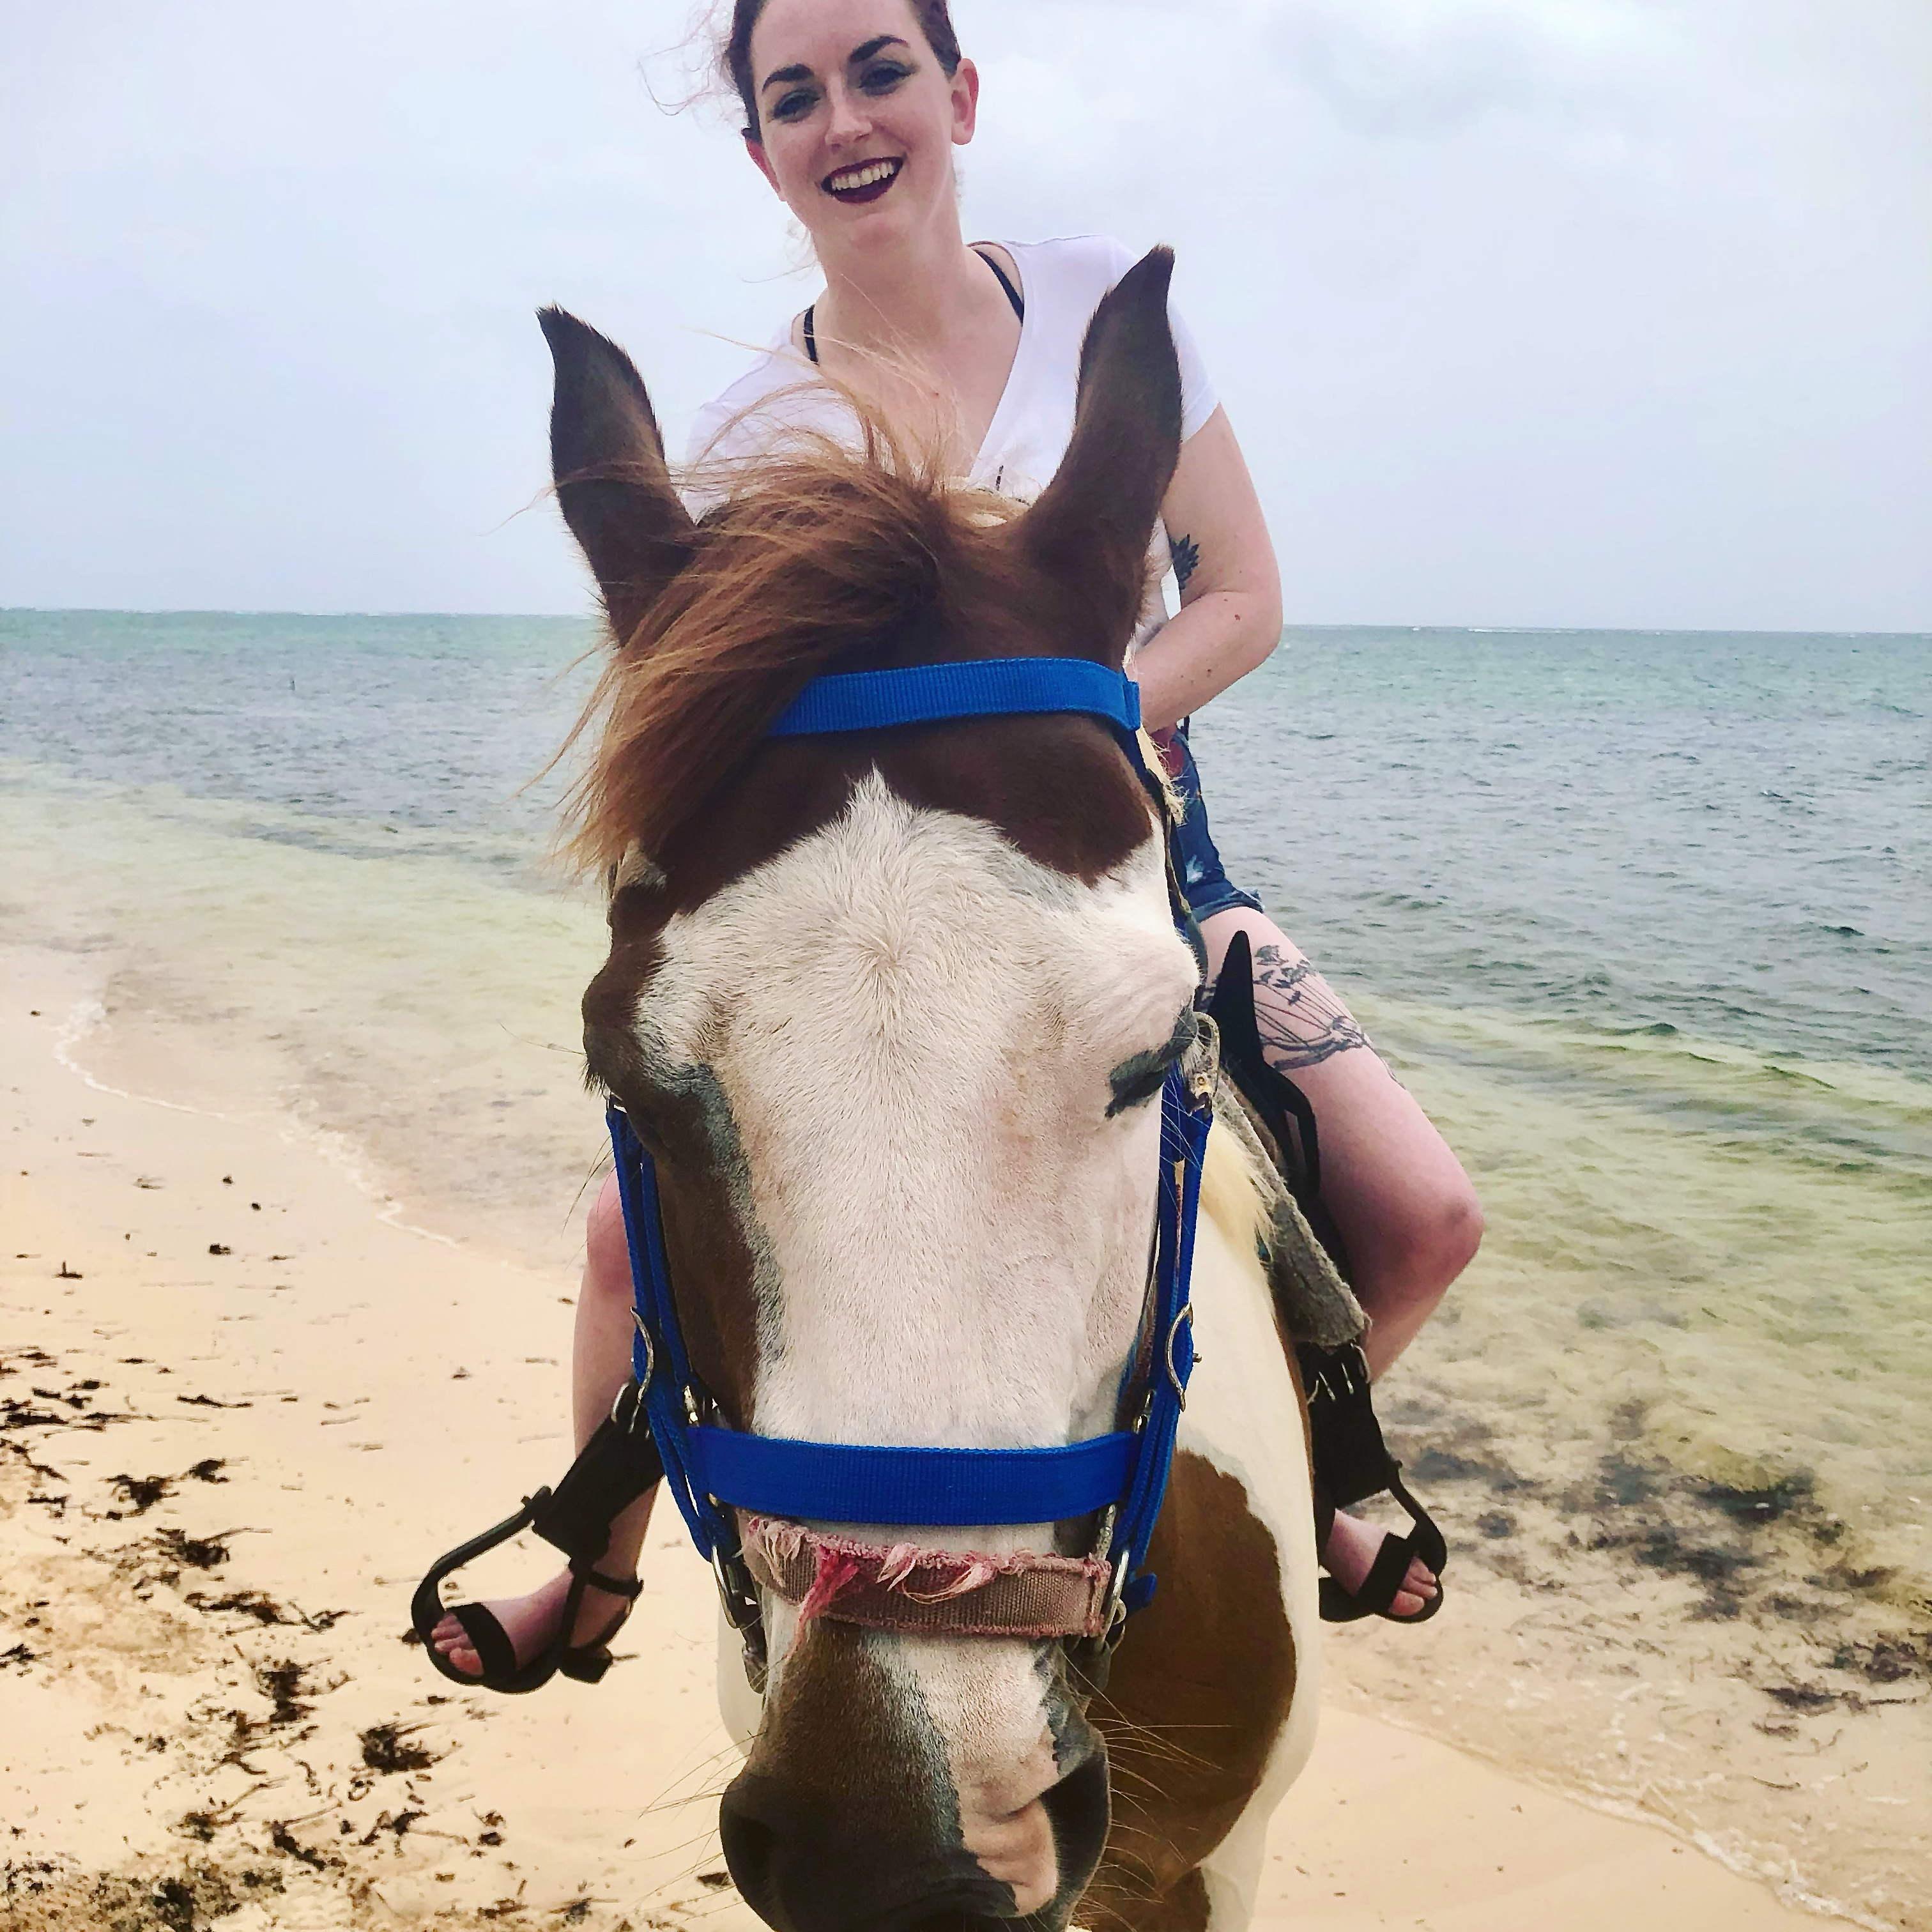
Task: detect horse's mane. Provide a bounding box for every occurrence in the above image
[560,406,1024,878]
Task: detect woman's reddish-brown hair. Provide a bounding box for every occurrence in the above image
[721,0,963,136]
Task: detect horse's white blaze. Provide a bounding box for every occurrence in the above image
[643,776,1193,1496]
[879,1634,1066,1913]
[645,773,1315,1917]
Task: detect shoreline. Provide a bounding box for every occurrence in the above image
[0,941,1848,1931]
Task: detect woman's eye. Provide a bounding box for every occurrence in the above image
[860,61,911,93]
[772,87,817,121]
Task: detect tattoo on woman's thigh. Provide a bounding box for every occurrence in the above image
[1250,943,1372,1070]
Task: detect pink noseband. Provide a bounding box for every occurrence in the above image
[739,1514,1114,1641]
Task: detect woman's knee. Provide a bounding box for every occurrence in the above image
[1199,903,1482,1298]
[584,1174,631,1300]
[1377,1174,1483,1303]
[1430,1177,1484,1282]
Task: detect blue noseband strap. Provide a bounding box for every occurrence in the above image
[606,656,1211,1636]
[688,1426,1138,1528]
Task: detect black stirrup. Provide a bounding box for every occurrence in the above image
[411,1381,664,1692]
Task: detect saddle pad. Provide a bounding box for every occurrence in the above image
[1214,1080,1367,1351]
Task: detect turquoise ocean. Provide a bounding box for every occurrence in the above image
[2,612,1928,1925]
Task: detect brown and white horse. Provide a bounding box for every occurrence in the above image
[548,250,1320,1932]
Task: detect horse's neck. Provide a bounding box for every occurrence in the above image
[1098,1146,1325,1920]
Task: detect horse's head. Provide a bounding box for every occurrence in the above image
[547,252,1195,1932]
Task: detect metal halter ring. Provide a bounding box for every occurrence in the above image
[1164,1302,1195,1407]
[1184,1011,1220,1110]
[631,1317,656,1395]
[610,1376,642,1434]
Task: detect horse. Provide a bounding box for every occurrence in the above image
[545,249,1322,1932]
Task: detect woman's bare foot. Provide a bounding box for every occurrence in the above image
[1322,1509,1438,1618]
[431,1568,636,1678]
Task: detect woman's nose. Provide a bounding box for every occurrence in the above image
[824,84,873,146]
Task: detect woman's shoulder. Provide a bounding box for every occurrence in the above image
[989,233,1142,307]
[985,233,1220,443]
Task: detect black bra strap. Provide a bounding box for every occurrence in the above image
[801,247,1021,368]
[972,246,1026,321]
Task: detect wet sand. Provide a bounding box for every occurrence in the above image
[0,942,1841,1931]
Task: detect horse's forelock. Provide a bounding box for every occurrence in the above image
[559,427,1032,880]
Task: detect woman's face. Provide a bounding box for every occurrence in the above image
[744,0,977,255]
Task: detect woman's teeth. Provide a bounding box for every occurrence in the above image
[825,159,902,197]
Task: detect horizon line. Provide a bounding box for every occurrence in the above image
[4,607,1928,641]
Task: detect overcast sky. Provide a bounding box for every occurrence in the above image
[3,0,1928,629]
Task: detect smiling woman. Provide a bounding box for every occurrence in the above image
[708,0,1022,473]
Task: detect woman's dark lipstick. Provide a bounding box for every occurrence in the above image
[824,157,903,204]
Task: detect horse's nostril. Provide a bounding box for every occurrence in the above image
[717,1804,782,1923]
[718,1784,786,1924]
[1038,1747,1110,1901]
[722,1768,1014,1932]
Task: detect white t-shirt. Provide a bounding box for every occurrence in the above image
[684,233,1219,517]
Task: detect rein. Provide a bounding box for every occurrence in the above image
[606,656,1218,1690]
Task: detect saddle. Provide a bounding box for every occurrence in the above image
[1206,930,1448,1625]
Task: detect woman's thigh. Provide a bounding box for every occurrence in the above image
[1198,905,1480,1329]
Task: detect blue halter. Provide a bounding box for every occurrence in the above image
[605,656,1215,1658]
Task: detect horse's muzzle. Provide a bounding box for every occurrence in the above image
[719,1747,1110,1932]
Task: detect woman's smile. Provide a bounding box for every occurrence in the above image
[740,0,974,234]
[823,156,904,203]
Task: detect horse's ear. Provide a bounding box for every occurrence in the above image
[1016,247,1183,665]
[539,307,696,647]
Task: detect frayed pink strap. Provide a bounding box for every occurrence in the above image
[740,1514,1112,1640]
[797,1549,868,1622]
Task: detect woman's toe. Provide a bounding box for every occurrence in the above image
[429,1613,490,1675]
[1386,1559,1439,1618]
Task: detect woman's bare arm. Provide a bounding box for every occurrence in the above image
[1130,405,1284,732]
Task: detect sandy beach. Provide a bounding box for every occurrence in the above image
[1,939,1843,1932]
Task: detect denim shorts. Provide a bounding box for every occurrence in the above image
[1156,724,1266,923]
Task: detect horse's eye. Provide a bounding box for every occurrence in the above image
[1105,1011,1196,1119]
[1106,1064,1169,1117]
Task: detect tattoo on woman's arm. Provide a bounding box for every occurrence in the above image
[1169,532,1200,594]
[1250,944,1372,1070]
